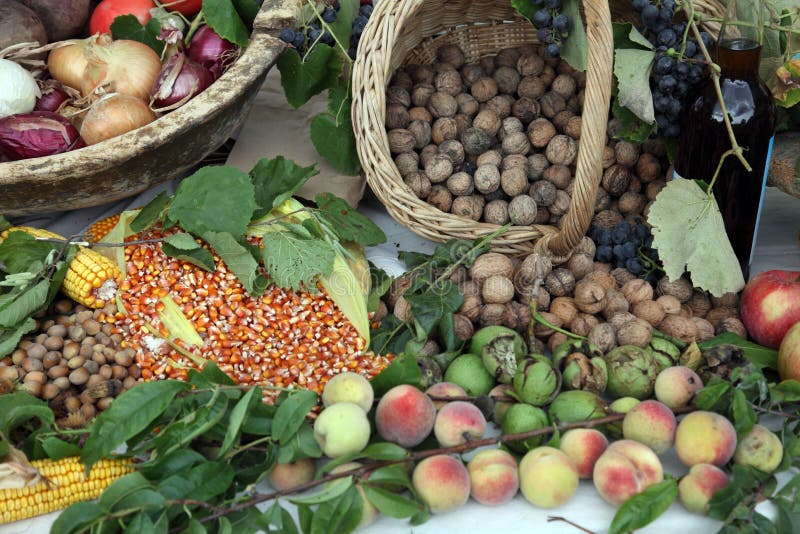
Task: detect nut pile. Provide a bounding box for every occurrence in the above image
[385,43,670,228]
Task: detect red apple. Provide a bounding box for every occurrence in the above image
[778,321,800,381]
[740,270,800,349]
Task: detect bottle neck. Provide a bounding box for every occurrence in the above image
[715,39,762,79]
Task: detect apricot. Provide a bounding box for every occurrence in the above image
[678,463,729,514]
[593,439,664,506]
[559,428,609,478]
[412,455,471,514]
[467,449,519,506]
[425,382,467,410]
[322,372,375,412]
[622,400,676,454]
[674,411,737,467]
[375,384,436,447]
[733,424,784,473]
[434,401,487,447]
[267,458,316,492]
[654,366,703,409]
[518,447,579,509]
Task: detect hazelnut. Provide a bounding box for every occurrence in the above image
[493,66,520,94]
[540,91,566,118]
[517,54,544,76]
[550,297,578,327]
[386,104,410,129]
[616,319,653,347]
[471,77,498,102]
[588,322,617,353]
[614,140,640,168]
[462,128,494,155]
[545,135,577,166]
[404,171,432,199]
[473,109,502,136]
[602,164,632,197]
[564,115,582,139]
[480,303,506,327]
[459,293,482,322]
[435,69,463,96]
[477,149,503,168]
[428,92,458,118]
[482,275,515,304]
[656,295,682,315]
[543,164,571,189]
[567,252,595,280]
[409,106,433,123]
[438,138,465,165]
[512,97,540,124]
[437,44,466,68]
[501,167,528,196]
[518,75,546,100]
[656,276,693,303]
[387,129,415,154]
[411,83,435,107]
[529,180,557,207]
[571,313,600,337]
[427,185,453,212]
[432,118,459,145]
[452,195,484,221]
[632,300,666,327]
[508,195,538,226]
[659,314,699,343]
[483,199,510,225]
[470,252,515,282]
[545,268,576,297]
[446,172,474,196]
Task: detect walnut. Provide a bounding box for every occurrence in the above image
[540,91,566,118]
[588,323,617,353]
[404,171,431,199]
[471,77,498,102]
[387,86,411,108]
[659,314,699,343]
[618,192,646,216]
[452,194,484,221]
[458,293,482,322]
[512,97,540,124]
[517,253,553,284]
[501,131,530,156]
[527,153,550,180]
[592,210,623,230]
[483,199,510,225]
[434,69,463,97]
[529,179,557,207]
[471,164,499,194]
[386,104,410,129]
[632,300,666,327]
[446,172,474,196]
[427,185,453,212]
[419,144,439,167]
[692,317,715,341]
[545,268,576,297]
[608,311,637,330]
[549,73,576,99]
[408,120,432,149]
[449,265,469,285]
[715,317,747,338]
[518,77,546,102]
[387,129,416,154]
[547,332,569,352]
[656,276,693,303]
[477,303,505,327]
[476,149,502,168]
[485,95,513,119]
[567,253,595,280]
[428,92,458,118]
[437,44,466,69]
[470,252,515,283]
[643,138,667,157]
[570,236,593,258]
[545,135,578,166]
[508,195,538,225]
[409,106,433,123]
[553,110,575,133]
[645,180,666,201]
[429,119,456,145]
[527,118,556,148]
[391,70,413,91]
[459,279,480,297]
[481,275,515,304]
[534,311,563,338]
[656,295,682,315]
[607,118,622,138]
[616,319,653,347]
[584,270,617,291]
[424,154,453,184]
[636,152,661,183]
[614,140,640,168]
[460,63,485,86]
[500,167,528,197]
[710,292,739,309]
[502,301,532,332]
[594,261,613,273]
[395,152,419,176]
[705,306,738,324]
[454,114,473,137]
[473,109,501,136]
[564,115,582,139]
[498,117,524,142]
[601,145,616,169]
[594,188,611,212]
[462,128,494,155]
[602,165,632,197]
[493,66,520,95]
[410,65,435,84]
[687,290,712,318]
[627,175,642,194]
[550,296,578,327]
[496,47,522,68]
[517,54,544,76]
[393,295,411,322]
[543,164,571,189]
[602,288,630,319]
[549,190,571,216]
[411,83,435,107]
[571,313,600,337]
[539,64,556,86]
[621,279,654,305]
[502,154,528,173]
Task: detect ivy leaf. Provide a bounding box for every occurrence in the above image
[698,332,778,369]
[560,0,587,72]
[310,93,361,176]
[647,179,746,297]
[278,46,344,109]
[369,354,422,396]
[404,279,463,336]
[731,389,757,437]
[110,15,164,54]
[250,157,319,218]
[261,232,335,291]
[202,231,261,295]
[130,191,170,234]
[609,479,678,534]
[369,315,413,357]
[315,193,386,246]
[614,48,656,124]
[202,0,250,47]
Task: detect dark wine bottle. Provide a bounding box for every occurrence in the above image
[673,38,776,280]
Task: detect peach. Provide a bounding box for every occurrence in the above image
[606,397,640,439]
[467,449,519,506]
[622,400,677,454]
[267,458,316,492]
[375,384,436,447]
[518,447,579,509]
[426,382,467,410]
[678,463,729,514]
[593,439,664,506]
[322,372,374,412]
[313,402,371,458]
[733,424,784,473]
[559,428,609,478]
[489,384,514,423]
[654,366,703,409]
[674,411,737,467]
[434,401,487,447]
[412,455,471,514]
[328,462,380,528]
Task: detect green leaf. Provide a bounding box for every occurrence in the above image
[232,0,261,26]
[297,504,313,534]
[367,265,392,313]
[158,461,235,502]
[404,279,463,336]
[731,389,757,437]
[614,48,656,124]
[609,479,678,534]
[310,93,361,176]
[189,360,237,387]
[323,0,358,52]
[560,0,587,72]
[273,390,318,444]
[261,232,335,291]
[289,476,353,505]
[366,465,412,489]
[217,386,258,459]
[110,15,164,54]
[130,192,170,234]
[202,231,261,295]
[137,449,206,480]
[277,422,322,463]
[0,280,48,327]
[125,512,156,533]
[510,0,535,20]
[398,250,430,269]
[249,157,319,218]
[163,233,200,250]
[202,0,251,47]
[315,194,386,247]
[98,472,153,510]
[185,518,207,534]
[0,230,60,274]
[612,96,657,144]
[277,46,344,109]
[0,215,9,232]
[612,22,653,50]
[369,353,422,396]
[695,379,732,410]
[362,442,409,461]
[0,317,36,358]
[82,381,190,469]
[770,380,800,404]
[41,436,81,459]
[169,166,257,238]
[698,332,778,369]
[51,502,106,534]
[647,179,746,297]
[1,403,54,437]
[311,485,361,534]
[161,243,216,272]
[363,485,422,518]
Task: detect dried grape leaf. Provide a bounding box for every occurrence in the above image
[647,179,745,297]
[614,48,655,124]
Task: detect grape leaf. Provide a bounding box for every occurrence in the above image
[609,479,678,534]
[310,94,361,176]
[130,192,170,234]
[278,46,344,109]
[560,0,587,72]
[404,279,463,336]
[250,157,319,218]
[260,232,335,291]
[612,98,657,143]
[161,244,216,272]
[232,0,261,26]
[614,48,656,123]
[315,193,385,246]
[110,15,164,55]
[163,233,200,250]
[202,0,251,47]
[510,0,535,20]
[647,179,745,297]
[612,22,653,50]
[318,0,358,51]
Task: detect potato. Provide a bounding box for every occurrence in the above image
[20,0,91,42]
[0,1,47,50]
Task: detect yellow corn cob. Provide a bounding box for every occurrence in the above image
[0,227,121,308]
[0,457,134,524]
[85,214,121,243]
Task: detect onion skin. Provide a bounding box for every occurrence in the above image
[188,25,239,80]
[34,86,70,112]
[0,111,84,160]
[151,53,215,108]
[80,94,156,145]
[81,37,162,101]
[47,38,93,91]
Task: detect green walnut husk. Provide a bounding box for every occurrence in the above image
[551,340,607,394]
[482,334,527,384]
[512,357,560,406]
[443,353,494,396]
[679,341,703,370]
[552,339,603,364]
[548,390,608,424]
[605,397,641,439]
[501,403,549,452]
[645,337,681,372]
[604,345,659,399]
[416,356,442,389]
[471,326,526,360]
[697,344,754,384]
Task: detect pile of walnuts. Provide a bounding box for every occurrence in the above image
[384,42,671,229]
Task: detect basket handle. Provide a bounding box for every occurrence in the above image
[534,0,613,261]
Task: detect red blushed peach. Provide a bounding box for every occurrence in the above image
[467,449,519,506]
[593,439,664,506]
[674,411,737,467]
[376,384,436,447]
[622,400,677,454]
[412,455,471,514]
[654,366,704,409]
[426,382,467,410]
[434,401,487,447]
[678,463,730,514]
[518,447,579,509]
[559,428,609,478]
[267,458,316,492]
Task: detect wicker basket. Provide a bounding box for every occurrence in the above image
[352,0,723,259]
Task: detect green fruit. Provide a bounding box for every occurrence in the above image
[443,353,495,396]
[606,397,641,439]
[558,353,608,394]
[646,338,681,372]
[482,334,526,384]
[604,345,659,399]
[470,326,526,359]
[512,358,559,406]
[501,403,549,452]
[548,390,607,424]
[551,339,602,367]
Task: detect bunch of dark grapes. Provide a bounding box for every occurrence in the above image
[278,1,373,59]
[529,0,570,58]
[348,1,373,59]
[589,219,661,279]
[631,0,712,138]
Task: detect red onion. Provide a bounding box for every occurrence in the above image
[0,111,84,160]
[151,53,215,109]
[34,87,70,113]
[188,25,239,80]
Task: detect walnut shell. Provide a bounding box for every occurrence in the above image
[616,319,653,347]
[659,314,699,343]
[618,192,646,216]
[391,70,414,91]
[459,279,480,297]
[571,313,600,337]
[473,109,501,136]
[601,145,616,169]
[411,83,435,107]
[435,69,462,96]
[462,128,494,155]
[393,295,411,322]
[553,110,575,132]
[483,199,510,225]
[502,301,532,332]
[549,190,571,217]
[602,165,632,197]
[409,65,435,85]
[498,117,524,142]
[502,154,528,172]
[529,179,557,207]
[500,131,530,156]
[480,55,496,76]
[438,138,465,165]
[427,185,453,212]
[482,275,515,304]
[517,253,553,284]
[460,63,485,86]
[533,311,563,338]
[687,290,712,318]
[527,153,550,180]
[545,135,577,166]
[632,300,666,327]
[387,129,416,154]
[479,303,506,327]
[588,322,617,353]
[551,74,577,99]
[477,149,503,168]
[715,317,747,338]
[409,106,433,123]
[428,92,458,118]
[452,194,484,221]
[428,119,456,145]
[705,306,738,324]
[550,296,578,328]
[656,276,693,303]
[527,118,556,148]
[485,95,513,119]
[621,279,654,305]
[543,164,571,189]
[473,164,501,194]
[493,66,520,94]
[512,97,540,124]
[584,271,617,291]
[545,268,576,298]
[614,140,640,168]
[656,295,682,315]
[517,54,544,76]
[446,172,474,196]
[692,317,715,341]
[386,104,411,130]
[564,115,582,140]
[395,152,419,176]
[387,86,411,108]
[645,180,666,201]
[710,292,740,309]
[608,311,637,330]
[518,75,547,100]
[470,252,515,283]
[404,171,432,199]
[500,167,528,197]
[574,280,606,314]
[437,44,466,69]
[459,293,482,322]
[508,195,538,226]
[471,77,498,102]
[635,152,661,183]
[454,113,473,137]
[454,94,478,117]
[539,64,556,87]
[419,144,439,168]
[495,47,522,68]
[408,120,432,149]
[540,91,566,118]
[548,332,569,353]
[567,253,595,281]
[602,288,630,319]
[424,154,454,184]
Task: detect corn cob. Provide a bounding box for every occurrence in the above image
[85,214,121,242]
[0,457,133,524]
[0,227,121,308]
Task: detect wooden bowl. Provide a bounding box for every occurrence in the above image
[0,0,294,216]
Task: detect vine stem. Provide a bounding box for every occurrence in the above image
[533,312,586,340]
[752,405,800,420]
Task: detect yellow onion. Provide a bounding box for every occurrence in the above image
[47,38,96,91]
[81,36,162,101]
[80,93,156,145]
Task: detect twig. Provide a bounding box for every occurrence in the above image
[752,405,800,420]
[533,312,586,340]
[547,516,597,534]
